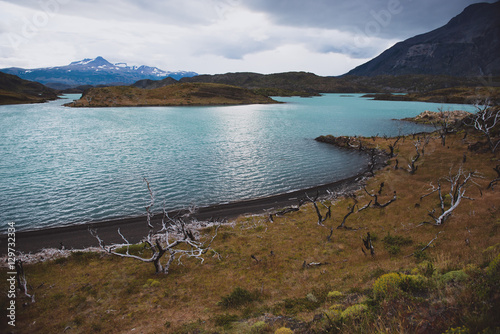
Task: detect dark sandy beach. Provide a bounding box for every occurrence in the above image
[0,171,370,254]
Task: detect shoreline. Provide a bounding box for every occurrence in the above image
[1,167,374,254]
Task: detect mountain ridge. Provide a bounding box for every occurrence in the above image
[0,56,198,89]
[346,1,500,76]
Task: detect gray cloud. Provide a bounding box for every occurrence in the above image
[0,0,494,75]
[242,0,493,39]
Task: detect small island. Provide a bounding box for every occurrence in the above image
[65,82,280,107]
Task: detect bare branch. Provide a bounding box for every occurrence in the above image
[406,231,443,257]
[420,168,476,225]
[306,192,331,226]
[15,260,35,303]
[90,180,221,274]
[470,99,500,153]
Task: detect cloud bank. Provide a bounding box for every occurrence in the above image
[0,0,490,75]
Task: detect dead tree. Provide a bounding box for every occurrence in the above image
[362,232,375,256]
[408,139,422,174]
[337,195,358,229]
[406,232,443,258]
[420,168,476,226]
[435,108,454,147]
[368,148,377,176]
[487,165,500,189]
[91,180,220,274]
[363,184,397,208]
[273,198,306,217]
[15,260,35,303]
[305,192,331,226]
[471,99,500,153]
[388,136,401,158]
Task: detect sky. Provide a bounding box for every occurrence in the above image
[0,0,494,76]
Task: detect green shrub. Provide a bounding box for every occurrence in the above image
[70,251,100,263]
[341,303,368,320]
[114,243,149,256]
[443,326,470,333]
[441,270,469,284]
[275,327,294,334]
[486,253,500,281]
[213,313,239,329]
[373,273,404,300]
[283,296,320,314]
[218,287,258,308]
[417,261,435,277]
[327,291,343,300]
[400,274,427,294]
[382,233,413,247]
[143,279,161,288]
[373,273,427,300]
[386,245,401,255]
[250,321,271,334]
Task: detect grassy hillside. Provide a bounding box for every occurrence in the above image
[66,82,279,107]
[1,119,499,333]
[0,72,59,105]
[178,73,491,96]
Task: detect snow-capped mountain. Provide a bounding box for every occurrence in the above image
[0,56,198,89]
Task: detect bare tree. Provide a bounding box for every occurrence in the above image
[337,195,358,229]
[471,99,500,153]
[435,108,454,147]
[91,179,220,274]
[388,136,401,158]
[420,168,476,226]
[487,165,500,189]
[408,139,422,174]
[305,192,331,226]
[15,260,35,303]
[363,183,397,208]
[362,232,375,256]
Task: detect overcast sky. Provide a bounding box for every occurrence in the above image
[0,0,493,76]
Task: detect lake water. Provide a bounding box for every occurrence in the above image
[0,94,476,231]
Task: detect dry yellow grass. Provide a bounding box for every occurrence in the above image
[1,128,499,333]
[66,82,279,107]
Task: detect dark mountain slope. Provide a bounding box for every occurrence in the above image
[346,1,500,76]
[0,72,59,105]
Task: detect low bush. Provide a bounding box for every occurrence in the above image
[341,303,368,320]
[218,287,259,308]
[213,313,239,330]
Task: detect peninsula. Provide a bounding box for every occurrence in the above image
[65,82,279,107]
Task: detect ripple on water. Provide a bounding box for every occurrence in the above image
[0,94,476,230]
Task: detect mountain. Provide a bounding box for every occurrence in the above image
[0,56,198,89]
[0,72,58,105]
[175,72,485,95]
[346,1,500,77]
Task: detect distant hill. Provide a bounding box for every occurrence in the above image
[0,56,198,89]
[65,82,279,107]
[0,72,59,105]
[346,1,500,77]
[173,72,485,95]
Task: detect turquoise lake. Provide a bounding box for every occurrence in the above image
[0,94,476,231]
